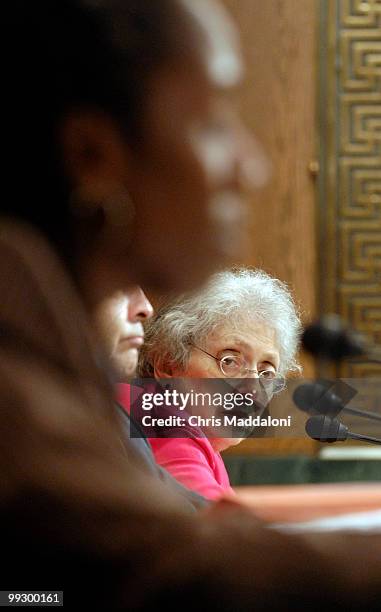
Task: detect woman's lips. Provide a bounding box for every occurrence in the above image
[120,336,144,348]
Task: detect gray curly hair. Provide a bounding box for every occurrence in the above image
[138,268,302,378]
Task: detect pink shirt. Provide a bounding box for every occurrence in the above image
[148,436,234,500]
[116,383,234,500]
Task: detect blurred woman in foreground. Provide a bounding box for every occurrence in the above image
[1,0,264,605]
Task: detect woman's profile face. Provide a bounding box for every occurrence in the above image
[119,1,267,292]
[93,287,153,381]
[64,0,267,298]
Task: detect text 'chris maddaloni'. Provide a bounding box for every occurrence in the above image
[140,413,292,429]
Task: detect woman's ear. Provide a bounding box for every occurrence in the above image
[60,110,131,193]
[60,110,136,253]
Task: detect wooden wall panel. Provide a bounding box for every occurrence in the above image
[319,0,381,379]
[223,0,318,376]
[222,1,319,454]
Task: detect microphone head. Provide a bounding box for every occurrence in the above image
[305,415,348,442]
[302,315,366,361]
[293,381,344,417]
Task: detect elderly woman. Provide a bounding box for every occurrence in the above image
[137,268,302,500]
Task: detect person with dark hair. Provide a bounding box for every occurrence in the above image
[2,1,381,609]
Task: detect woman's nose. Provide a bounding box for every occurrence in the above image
[128,287,154,322]
[234,377,261,401]
[244,368,260,379]
[235,124,271,192]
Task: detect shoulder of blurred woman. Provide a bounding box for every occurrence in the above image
[0,217,107,387]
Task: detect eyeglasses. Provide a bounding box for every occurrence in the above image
[192,345,286,394]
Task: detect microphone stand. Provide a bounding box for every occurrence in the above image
[346,432,381,446]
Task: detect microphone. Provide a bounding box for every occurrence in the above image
[302,315,365,360]
[305,415,381,445]
[301,315,381,362]
[293,382,381,423]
